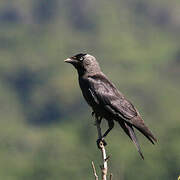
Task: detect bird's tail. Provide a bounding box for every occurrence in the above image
[118,121,144,160]
[131,116,157,145]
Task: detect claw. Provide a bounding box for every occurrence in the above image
[96,138,107,149]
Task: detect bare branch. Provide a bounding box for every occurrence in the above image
[92,161,98,180]
[99,141,108,180]
[91,118,113,180]
[95,120,108,180]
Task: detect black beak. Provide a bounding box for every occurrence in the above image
[64,58,72,63]
[64,58,77,64]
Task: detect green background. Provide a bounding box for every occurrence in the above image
[0,0,180,179]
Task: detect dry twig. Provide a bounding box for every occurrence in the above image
[99,140,108,180]
[91,118,113,179]
[92,161,98,180]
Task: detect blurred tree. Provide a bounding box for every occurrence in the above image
[66,0,97,31]
[33,0,58,24]
[2,68,63,125]
[0,8,21,23]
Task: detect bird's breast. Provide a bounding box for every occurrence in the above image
[79,77,101,108]
[78,76,114,120]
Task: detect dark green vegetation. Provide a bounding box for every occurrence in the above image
[0,0,180,179]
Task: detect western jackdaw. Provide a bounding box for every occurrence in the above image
[65,53,157,159]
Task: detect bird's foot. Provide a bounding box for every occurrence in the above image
[96,138,107,149]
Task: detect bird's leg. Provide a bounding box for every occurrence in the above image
[95,116,102,138]
[92,111,97,125]
[102,120,114,138]
[96,116,107,148]
[97,121,114,148]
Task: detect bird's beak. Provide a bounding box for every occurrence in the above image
[64,57,78,64]
[64,58,73,63]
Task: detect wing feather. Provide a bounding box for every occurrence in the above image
[88,73,157,144]
[88,73,137,120]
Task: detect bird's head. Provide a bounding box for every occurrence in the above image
[64,53,101,75]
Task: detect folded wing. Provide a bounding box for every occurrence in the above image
[88,73,157,144]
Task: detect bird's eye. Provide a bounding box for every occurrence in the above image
[79,57,84,61]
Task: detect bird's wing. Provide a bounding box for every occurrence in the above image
[88,73,137,120]
[88,73,157,144]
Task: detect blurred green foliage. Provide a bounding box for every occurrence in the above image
[0,0,180,179]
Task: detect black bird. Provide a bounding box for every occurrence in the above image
[65,53,157,159]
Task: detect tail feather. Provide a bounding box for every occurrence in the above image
[118,121,144,160]
[131,116,157,144]
[134,125,155,144]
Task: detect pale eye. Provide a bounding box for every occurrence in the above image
[79,57,83,61]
